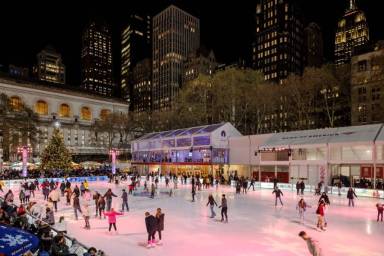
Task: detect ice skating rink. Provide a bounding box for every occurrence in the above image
[5,180,384,256]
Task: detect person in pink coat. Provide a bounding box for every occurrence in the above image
[104,208,123,232]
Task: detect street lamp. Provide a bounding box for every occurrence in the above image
[109,148,119,175]
[54,121,61,129]
[17,145,32,177]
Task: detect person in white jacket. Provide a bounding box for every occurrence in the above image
[48,188,60,212]
[82,203,91,229]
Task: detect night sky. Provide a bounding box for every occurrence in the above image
[0,0,382,86]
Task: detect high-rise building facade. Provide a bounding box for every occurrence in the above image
[121,14,151,104]
[304,22,324,67]
[81,22,114,96]
[132,58,152,113]
[152,5,200,110]
[334,0,369,66]
[35,46,65,84]
[351,41,384,125]
[253,0,303,82]
[183,48,217,85]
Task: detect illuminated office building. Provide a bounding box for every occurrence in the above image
[81,21,114,96]
[121,14,151,103]
[35,46,65,84]
[253,0,303,82]
[152,5,200,110]
[335,0,369,65]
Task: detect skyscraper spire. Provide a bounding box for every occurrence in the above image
[349,0,356,10]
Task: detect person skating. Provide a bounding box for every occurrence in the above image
[82,203,91,229]
[24,189,30,203]
[65,187,72,206]
[337,182,342,196]
[242,179,248,194]
[272,186,283,206]
[298,231,323,256]
[296,198,308,224]
[80,182,86,196]
[376,202,383,222]
[206,194,217,218]
[98,196,106,219]
[93,191,101,217]
[104,188,117,211]
[42,185,50,201]
[73,185,80,198]
[48,188,60,212]
[300,181,305,195]
[145,212,157,248]
[316,200,326,231]
[248,178,255,191]
[155,208,165,245]
[29,182,35,198]
[150,183,156,199]
[4,189,14,203]
[296,181,300,195]
[73,194,82,220]
[165,177,170,188]
[235,181,241,194]
[318,192,330,205]
[191,185,196,202]
[219,194,228,223]
[121,189,129,212]
[19,189,25,204]
[347,187,358,207]
[104,208,123,233]
[60,182,66,197]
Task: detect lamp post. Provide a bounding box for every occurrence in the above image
[109,148,119,175]
[17,145,32,177]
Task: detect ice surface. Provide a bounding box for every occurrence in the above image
[3,180,383,256]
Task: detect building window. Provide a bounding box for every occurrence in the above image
[358,60,367,72]
[59,103,71,117]
[100,109,111,121]
[81,106,92,120]
[9,96,23,111]
[35,100,48,115]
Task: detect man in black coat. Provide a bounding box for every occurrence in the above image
[145,212,157,248]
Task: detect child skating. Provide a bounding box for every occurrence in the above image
[104,208,123,234]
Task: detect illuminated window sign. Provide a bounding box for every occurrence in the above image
[176,138,191,147]
[193,136,210,146]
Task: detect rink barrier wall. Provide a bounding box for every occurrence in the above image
[1,176,109,189]
[229,181,384,199]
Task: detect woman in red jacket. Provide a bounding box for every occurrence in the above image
[316,200,326,231]
[104,208,123,233]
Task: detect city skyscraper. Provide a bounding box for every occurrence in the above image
[253,0,304,82]
[183,47,217,85]
[152,5,200,110]
[81,21,114,96]
[334,0,369,66]
[121,14,151,104]
[304,22,324,67]
[132,58,152,113]
[35,45,65,84]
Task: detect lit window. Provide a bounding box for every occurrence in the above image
[35,100,48,115]
[59,104,71,117]
[81,106,92,120]
[9,96,23,111]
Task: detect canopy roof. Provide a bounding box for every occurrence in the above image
[135,123,226,142]
[260,124,383,149]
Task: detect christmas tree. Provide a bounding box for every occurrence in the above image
[41,128,72,170]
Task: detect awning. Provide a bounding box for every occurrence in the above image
[0,224,39,256]
[259,124,383,149]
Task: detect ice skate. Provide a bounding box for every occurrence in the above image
[146,242,152,248]
[151,239,156,247]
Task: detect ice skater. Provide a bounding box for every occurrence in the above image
[104,188,117,211]
[98,196,106,219]
[219,194,228,223]
[104,208,123,233]
[155,208,165,245]
[206,194,218,218]
[272,186,283,206]
[150,183,156,199]
[347,187,358,207]
[316,200,326,231]
[376,202,383,222]
[121,189,129,212]
[298,231,323,256]
[145,211,157,248]
[248,178,255,191]
[296,198,309,224]
[300,181,305,195]
[82,203,91,230]
[296,181,300,195]
[191,185,196,202]
[73,194,82,220]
